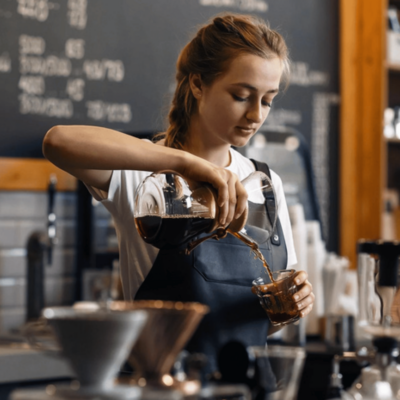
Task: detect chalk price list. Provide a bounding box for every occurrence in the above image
[0,0,132,124]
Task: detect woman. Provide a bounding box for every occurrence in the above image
[43,13,314,375]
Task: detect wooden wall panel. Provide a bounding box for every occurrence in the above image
[339,0,359,268]
[340,0,387,268]
[359,1,387,240]
[0,158,77,191]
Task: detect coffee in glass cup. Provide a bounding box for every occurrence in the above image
[252,269,300,326]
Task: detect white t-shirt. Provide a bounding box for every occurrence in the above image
[87,145,297,300]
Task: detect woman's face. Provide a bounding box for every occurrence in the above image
[191,53,284,148]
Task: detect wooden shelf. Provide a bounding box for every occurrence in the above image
[0,158,77,191]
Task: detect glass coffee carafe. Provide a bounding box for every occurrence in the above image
[133,170,278,254]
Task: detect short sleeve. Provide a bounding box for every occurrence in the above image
[85,169,151,223]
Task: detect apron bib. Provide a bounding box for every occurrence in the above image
[135,160,288,374]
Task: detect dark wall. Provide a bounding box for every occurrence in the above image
[0,0,339,250]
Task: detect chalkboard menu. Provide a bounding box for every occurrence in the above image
[0,0,339,250]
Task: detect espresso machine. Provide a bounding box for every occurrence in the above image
[334,240,400,399]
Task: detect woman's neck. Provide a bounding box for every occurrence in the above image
[183,138,231,168]
[183,122,231,168]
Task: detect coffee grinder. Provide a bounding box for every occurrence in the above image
[342,240,400,399]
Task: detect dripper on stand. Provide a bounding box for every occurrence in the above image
[357,240,400,338]
[110,300,208,397]
[21,305,147,399]
[343,240,400,400]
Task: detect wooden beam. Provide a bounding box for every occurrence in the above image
[0,158,77,191]
[339,0,387,268]
[359,0,387,239]
[339,0,359,268]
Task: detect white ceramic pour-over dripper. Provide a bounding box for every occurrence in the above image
[110,301,209,389]
[26,307,147,392]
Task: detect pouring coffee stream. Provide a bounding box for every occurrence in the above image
[229,230,277,286]
[185,226,277,287]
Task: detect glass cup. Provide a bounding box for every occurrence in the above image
[249,345,306,400]
[252,269,300,326]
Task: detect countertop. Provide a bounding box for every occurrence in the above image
[0,341,73,385]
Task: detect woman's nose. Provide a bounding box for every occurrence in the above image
[246,103,264,123]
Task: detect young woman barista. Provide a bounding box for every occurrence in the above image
[43,13,314,375]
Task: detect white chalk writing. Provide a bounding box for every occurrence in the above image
[290,62,330,87]
[67,0,87,30]
[65,38,85,59]
[19,55,71,76]
[18,75,45,95]
[86,100,132,123]
[17,0,51,22]
[311,92,340,241]
[83,59,125,81]
[19,35,45,55]
[66,78,85,101]
[19,94,73,118]
[0,53,11,73]
[199,0,268,12]
[13,0,128,122]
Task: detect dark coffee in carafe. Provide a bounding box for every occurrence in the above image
[135,214,214,249]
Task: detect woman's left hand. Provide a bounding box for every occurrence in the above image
[292,271,314,318]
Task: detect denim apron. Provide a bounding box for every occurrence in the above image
[135,160,288,374]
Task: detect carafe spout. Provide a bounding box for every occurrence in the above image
[185,228,228,255]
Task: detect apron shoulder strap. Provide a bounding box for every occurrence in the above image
[249,158,281,246]
[249,158,271,179]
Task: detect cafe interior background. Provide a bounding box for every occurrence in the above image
[0,0,400,399]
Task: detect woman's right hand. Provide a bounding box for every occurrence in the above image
[180,154,248,227]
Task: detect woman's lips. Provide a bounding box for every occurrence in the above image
[236,126,255,135]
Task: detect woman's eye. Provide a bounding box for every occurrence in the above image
[262,100,272,108]
[233,94,247,102]
[233,94,272,108]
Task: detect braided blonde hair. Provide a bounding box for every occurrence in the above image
[160,13,290,150]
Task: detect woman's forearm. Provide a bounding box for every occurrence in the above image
[43,125,188,173]
[43,125,248,225]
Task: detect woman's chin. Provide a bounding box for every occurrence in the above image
[231,136,252,148]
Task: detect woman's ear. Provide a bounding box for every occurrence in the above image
[189,73,203,99]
